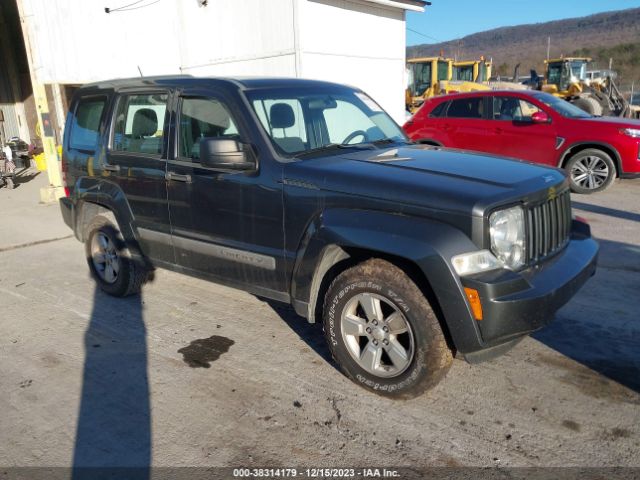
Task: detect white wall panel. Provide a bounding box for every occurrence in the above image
[183,53,298,78]
[298,0,407,123]
[177,0,296,74]
[23,0,183,83]
[301,53,406,124]
[20,0,413,121]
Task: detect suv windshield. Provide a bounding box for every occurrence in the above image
[245,86,407,157]
[531,92,593,119]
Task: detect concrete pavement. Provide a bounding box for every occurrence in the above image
[0,174,639,472]
[0,168,71,251]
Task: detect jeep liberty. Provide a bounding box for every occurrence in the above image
[59,77,598,398]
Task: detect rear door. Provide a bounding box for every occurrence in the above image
[166,88,286,295]
[106,91,173,263]
[442,96,493,151]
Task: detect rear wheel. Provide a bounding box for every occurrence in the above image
[566,148,616,194]
[322,258,452,398]
[85,216,149,296]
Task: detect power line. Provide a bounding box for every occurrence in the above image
[406,28,442,43]
[105,0,160,13]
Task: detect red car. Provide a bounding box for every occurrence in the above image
[403,90,640,194]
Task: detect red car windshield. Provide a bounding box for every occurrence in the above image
[531,92,593,119]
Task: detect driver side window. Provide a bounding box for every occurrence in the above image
[323,100,380,144]
[178,97,239,161]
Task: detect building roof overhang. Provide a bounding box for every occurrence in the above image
[359,0,428,12]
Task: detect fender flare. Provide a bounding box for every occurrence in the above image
[290,208,484,353]
[73,177,147,264]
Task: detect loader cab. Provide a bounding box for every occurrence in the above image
[452,59,492,83]
[407,57,452,98]
[545,58,589,93]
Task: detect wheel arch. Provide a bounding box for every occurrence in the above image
[73,179,149,266]
[290,209,484,353]
[558,142,622,178]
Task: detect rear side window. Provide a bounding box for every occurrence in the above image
[112,93,168,155]
[69,97,107,150]
[428,101,448,118]
[447,98,484,119]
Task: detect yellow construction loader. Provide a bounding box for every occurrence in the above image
[540,57,630,117]
[452,58,492,82]
[405,56,491,113]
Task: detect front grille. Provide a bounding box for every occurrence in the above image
[526,189,572,264]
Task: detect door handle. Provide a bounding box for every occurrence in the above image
[494,128,503,134]
[103,164,120,172]
[166,172,192,183]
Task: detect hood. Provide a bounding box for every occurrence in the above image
[580,116,640,128]
[287,145,567,216]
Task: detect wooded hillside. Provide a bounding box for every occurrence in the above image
[407,8,640,90]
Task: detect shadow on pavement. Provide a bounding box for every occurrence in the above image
[534,238,640,394]
[14,167,40,185]
[572,201,640,223]
[265,300,338,371]
[72,287,150,480]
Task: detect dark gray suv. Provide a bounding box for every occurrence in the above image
[59,76,598,398]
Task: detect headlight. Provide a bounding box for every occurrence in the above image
[620,128,640,138]
[490,206,526,270]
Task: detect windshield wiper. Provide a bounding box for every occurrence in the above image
[295,143,375,158]
[371,138,408,147]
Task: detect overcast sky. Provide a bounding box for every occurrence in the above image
[406,0,640,46]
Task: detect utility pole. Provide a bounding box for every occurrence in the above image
[16,0,64,203]
[546,37,551,60]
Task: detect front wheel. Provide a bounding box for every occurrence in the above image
[323,259,452,398]
[566,148,616,194]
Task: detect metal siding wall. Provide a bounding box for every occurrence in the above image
[299,0,407,123]
[177,0,296,75]
[19,0,411,123]
[0,7,28,143]
[22,0,297,83]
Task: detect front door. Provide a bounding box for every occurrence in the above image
[166,90,286,297]
[489,96,558,166]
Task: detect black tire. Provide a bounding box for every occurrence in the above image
[572,96,604,116]
[84,216,149,297]
[566,148,616,194]
[323,258,452,399]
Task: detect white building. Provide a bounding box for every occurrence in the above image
[16,0,427,127]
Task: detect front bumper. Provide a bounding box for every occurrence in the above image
[460,224,598,360]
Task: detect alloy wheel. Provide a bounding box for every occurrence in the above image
[570,155,610,190]
[91,231,120,284]
[340,293,415,378]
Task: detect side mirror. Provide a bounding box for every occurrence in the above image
[200,138,255,171]
[531,111,550,124]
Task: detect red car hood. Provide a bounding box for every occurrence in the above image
[580,116,640,128]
